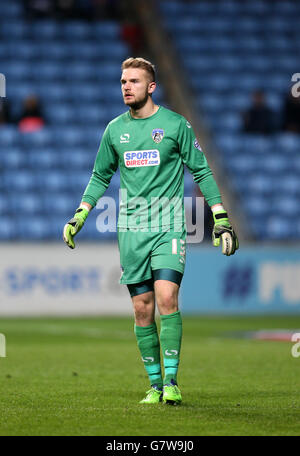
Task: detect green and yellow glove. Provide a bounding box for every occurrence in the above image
[212,208,239,256]
[63,206,89,249]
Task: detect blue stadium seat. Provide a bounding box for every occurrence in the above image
[76,105,107,125]
[160,1,183,15]
[80,126,105,147]
[242,0,269,14]
[2,61,32,80]
[20,129,53,148]
[267,74,290,91]
[46,104,76,124]
[69,171,93,192]
[31,21,60,39]
[31,62,66,81]
[200,94,221,113]
[0,148,25,168]
[0,2,23,17]
[39,171,70,191]
[105,103,126,120]
[235,37,263,53]
[293,157,300,173]
[265,92,283,111]
[43,194,76,214]
[244,197,269,216]
[67,62,96,81]
[226,156,258,174]
[242,135,274,155]
[0,20,29,39]
[94,62,122,81]
[4,170,37,191]
[91,22,120,40]
[37,83,68,101]
[279,175,300,195]
[0,126,19,146]
[243,55,272,72]
[259,155,288,174]
[61,21,91,40]
[52,126,87,146]
[7,82,36,100]
[244,174,274,195]
[11,41,39,60]
[234,74,265,91]
[216,56,243,72]
[28,149,60,169]
[275,133,300,153]
[61,148,93,169]
[38,42,69,60]
[0,195,8,214]
[266,217,293,240]
[16,216,49,240]
[177,37,208,54]
[273,1,299,14]
[213,112,242,132]
[215,134,243,154]
[234,18,261,33]
[273,197,299,216]
[71,85,101,101]
[11,193,43,215]
[0,218,17,240]
[95,42,128,59]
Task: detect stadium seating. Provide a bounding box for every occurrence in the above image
[0,0,169,240]
[2,0,299,241]
[161,0,300,240]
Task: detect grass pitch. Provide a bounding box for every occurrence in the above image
[0,315,300,436]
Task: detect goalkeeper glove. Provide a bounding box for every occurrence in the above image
[63,206,89,249]
[212,208,239,256]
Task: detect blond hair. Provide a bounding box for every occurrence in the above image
[121,57,156,82]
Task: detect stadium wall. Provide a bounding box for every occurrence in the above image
[0,244,299,316]
[182,246,300,314]
[0,243,131,316]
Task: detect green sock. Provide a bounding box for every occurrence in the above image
[134,322,163,389]
[160,311,182,385]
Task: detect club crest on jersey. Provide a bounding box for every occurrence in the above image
[152,128,164,143]
[194,139,202,152]
[124,150,160,167]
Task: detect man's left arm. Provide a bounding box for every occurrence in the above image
[178,117,239,255]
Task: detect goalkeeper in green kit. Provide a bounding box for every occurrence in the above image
[63,57,238,405]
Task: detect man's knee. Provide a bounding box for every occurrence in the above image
[133,292,155,325]
[155,284,179,315]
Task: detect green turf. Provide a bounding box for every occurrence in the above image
[0,315,300,436]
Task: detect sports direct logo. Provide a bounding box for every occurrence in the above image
[124,150,160,168]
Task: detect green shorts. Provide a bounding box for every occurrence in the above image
[118,226,186,285]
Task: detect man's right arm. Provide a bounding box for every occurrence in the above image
[63,125,118,248]
[81,124,119,208]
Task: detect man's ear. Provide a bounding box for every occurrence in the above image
[148,81,156,95]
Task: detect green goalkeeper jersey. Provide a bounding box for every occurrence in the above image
[82,105,222,230]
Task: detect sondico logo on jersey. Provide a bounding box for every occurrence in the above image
[124,150,160,168]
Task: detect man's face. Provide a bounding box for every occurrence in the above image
[121,68,155,109]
